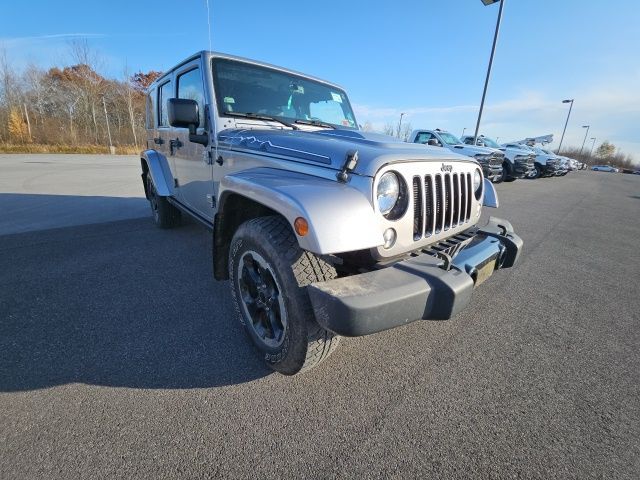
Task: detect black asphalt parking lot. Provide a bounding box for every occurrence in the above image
[1,156,639,479]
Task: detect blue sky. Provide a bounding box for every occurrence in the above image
[2,0,639,159]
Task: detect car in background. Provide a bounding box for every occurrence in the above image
[461,135,535,182]
[409,129,504,182]
[537,148,569,176]
[592,165,617,172]
[501,143,561,179]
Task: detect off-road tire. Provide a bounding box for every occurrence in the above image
[146,174,180,228]
[229,215,340,375]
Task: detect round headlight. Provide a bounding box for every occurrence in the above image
[473,169,482,191]
[473,169,483,200]
[377,172,400,215]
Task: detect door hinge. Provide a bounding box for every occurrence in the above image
[206,194,216,208]
[174,178,179,188]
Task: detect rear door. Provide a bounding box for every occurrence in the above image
[172,61,213,219]
[155,77,177,186]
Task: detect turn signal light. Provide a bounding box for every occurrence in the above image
[294,217,309,236]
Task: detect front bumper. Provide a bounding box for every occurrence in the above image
[308,217,523,337]
[480,162,503,181]
[514,160,534,178]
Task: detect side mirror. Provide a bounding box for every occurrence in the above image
[168,98,208,145]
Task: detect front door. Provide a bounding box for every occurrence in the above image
[171,62,214,220]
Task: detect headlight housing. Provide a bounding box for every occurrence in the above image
[473,169,483,200]
[376,171,407,219]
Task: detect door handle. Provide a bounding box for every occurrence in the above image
[153,137,163,145]
[169,138,183,155]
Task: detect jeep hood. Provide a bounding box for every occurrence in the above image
[218,128,474,177]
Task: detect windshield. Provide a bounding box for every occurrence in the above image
[212,58,358,129]
[479,137,501,148]
[438,131,462,145]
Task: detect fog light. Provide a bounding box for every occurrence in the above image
[383,228,396,249]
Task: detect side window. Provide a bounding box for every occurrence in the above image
[158,81,172,127]
[415,132,434,144]
[177,67,205,127]
[145,91,156,128]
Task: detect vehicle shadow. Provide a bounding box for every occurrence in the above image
[0,206,272,392]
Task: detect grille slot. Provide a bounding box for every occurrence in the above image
[434,174,443,233]
[412,176,423,240]
[412,170,474,241]
[425,175,434,236]
[444,173,452,230]
[452,173,460,227]
[465,173,472,221]
[460,173,467,222]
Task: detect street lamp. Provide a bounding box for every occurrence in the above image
[579,125,590,155]
[462,127,467,138]
[557,99,574,154]
[589,137,597,157]
[473,0,505,145]
[397,112,405,139]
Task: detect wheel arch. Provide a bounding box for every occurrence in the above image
[212,167,382,280]
[140,149,174,198]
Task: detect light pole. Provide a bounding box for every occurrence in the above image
[557,99,573,154]
[579,125,590,155]
[589,137,596,157]
[462,127,467,138]
[397,112,405,139]
[473,0,505,145]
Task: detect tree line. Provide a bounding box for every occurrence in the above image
[0,41,161,153]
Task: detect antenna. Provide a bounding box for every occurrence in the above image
[205,0,212,52]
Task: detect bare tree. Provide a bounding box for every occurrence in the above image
[383,123,395,137]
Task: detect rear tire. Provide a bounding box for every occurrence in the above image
[146,174,181,228]
[229,216,340,375]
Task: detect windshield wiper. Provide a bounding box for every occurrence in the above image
[225,111,299,130]
[294,119,336,129]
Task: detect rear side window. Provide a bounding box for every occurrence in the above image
[177,68,205,128]
[158,81,173,127]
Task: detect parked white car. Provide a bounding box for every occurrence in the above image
[461,135,535,182]
[501,143,561,178]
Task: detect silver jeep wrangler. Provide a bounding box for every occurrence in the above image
[141,51,523,375]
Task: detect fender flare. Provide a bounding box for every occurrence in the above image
[140,149,174,197]
[218,168,383,255]
[482,178,499,208]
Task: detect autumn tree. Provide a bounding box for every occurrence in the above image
[595,141,615,159]
[8,108,28,142]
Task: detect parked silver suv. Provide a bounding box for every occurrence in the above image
[141,51,523,374]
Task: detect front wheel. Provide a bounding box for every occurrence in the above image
[229,216,340,375]
[146,174,180,228]
[532,164,543,179]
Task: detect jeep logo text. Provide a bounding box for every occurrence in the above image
[441,163,453,172]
